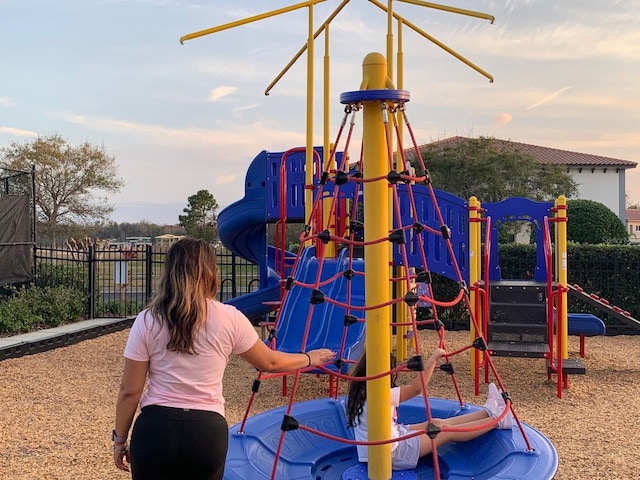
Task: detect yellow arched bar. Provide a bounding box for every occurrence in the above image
[361,52,393,480]
[179,0,326,44]
[398,0,495,22]
[556,195,569,359]
[368,0,494,82]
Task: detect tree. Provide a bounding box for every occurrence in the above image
[626,191,639,209]
[0,134,125,243]
[407,136,578,202]
[179,190,219,242]
[567,199,628,244]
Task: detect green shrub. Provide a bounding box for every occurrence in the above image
[35,262,88,291]
[96,300,145,317]
[0,284,85,334]
[34,286,86,328]
[567,199,628,244]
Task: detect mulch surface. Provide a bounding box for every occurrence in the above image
[1,328,638,479]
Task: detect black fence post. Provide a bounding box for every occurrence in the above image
[231,253,237,298]
[145,244,153,303]
[88,245,96,319]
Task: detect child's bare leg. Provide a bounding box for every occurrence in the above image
[437,409,489,426]
[408,409,489,431]
[417,417,497,456]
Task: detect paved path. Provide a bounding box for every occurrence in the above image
[0,317,134,361]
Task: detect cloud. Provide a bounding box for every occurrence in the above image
[495,113,513,124]
[215,174,237,185]
[0,97,15,107]
[0,126,39,137]
[232,104,260,113]
[526,86,572,110]
[48,111,306,152]
[209,86,237,101]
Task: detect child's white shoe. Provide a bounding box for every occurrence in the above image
[485,382,512,429]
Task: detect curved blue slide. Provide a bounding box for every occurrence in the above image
[217,150,284,322]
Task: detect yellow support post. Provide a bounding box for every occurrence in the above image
[385,0,396,355]
[304,4,316,231]
[361,52,393,480]
[323,27,337,258]
[556,195,569,359]
[394,19,410,360]
[468,196,481,374]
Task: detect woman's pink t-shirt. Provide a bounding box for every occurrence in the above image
[124,299,259,416]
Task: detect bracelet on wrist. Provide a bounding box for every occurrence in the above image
[112,429,127,444]
[304,352,312,367]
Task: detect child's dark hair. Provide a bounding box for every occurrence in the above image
[345,351,397,427]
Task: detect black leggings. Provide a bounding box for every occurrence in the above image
[130,405,228,480]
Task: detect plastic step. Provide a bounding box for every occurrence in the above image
[488,322,548,343]
[488,341,549,358]
[548,358,586,375]
[489,303,547,324]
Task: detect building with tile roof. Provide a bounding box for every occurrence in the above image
[423,137,637,221]
[626,209,640,244]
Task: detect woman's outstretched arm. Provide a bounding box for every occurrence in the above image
[239,339,336,372]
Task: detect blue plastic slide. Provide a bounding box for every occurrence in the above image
[274,247,365,369]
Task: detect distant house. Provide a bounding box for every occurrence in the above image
[125,236,152,245]
[154,234,185,247]
[425,137,637,221]
[626,209,640,244]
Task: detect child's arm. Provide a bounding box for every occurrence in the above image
[399,348,446,402]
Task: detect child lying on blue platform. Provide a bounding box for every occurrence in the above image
[345,348,512,470]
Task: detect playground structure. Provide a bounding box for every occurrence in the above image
[175,2,622,479]
[214,85,567,476]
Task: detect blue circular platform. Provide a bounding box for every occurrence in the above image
[340,89,410,104]
[224,397,558,480]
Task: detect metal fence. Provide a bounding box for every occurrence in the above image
[34,245,260,319]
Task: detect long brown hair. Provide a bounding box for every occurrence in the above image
[346,351,397,427]
[147,238,218,354]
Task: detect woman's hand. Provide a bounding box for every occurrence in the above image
[113,442,131,472]
[306,348,336,366]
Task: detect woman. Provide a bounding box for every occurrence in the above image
[112,238,335,479]
[346,348,511,470]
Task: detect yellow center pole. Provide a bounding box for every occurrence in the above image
[556,195,569,359]
[362,52,392,480]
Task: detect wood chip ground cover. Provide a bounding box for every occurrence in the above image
[1,329,638,479]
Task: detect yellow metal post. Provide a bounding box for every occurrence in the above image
[322,24,337,258]
[468,196,480,373]
[394,15,409,361]
[556,195,569,359]
[361,52,392,480]
[304,4,316,229]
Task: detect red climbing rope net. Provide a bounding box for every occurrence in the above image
[240,100,530,480]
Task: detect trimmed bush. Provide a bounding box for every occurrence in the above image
[0,284,85,334]
[567,199,628,244]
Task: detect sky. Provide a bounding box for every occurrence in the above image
[1,0,639,225]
